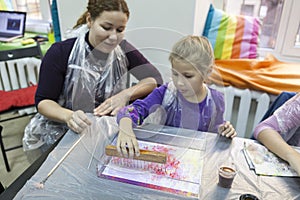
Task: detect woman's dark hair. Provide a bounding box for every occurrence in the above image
[73,0,130,28]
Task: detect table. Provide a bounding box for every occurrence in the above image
[0,137,63,200]
[9,116,300,199]
[0,32,52,55]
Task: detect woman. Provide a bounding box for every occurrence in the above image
[253,93,300,175]
[23,0,162,156]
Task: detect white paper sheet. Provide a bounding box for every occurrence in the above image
[243,142,299,177]
[98,140,204,198]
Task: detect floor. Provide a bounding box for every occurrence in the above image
[0,116,32,189]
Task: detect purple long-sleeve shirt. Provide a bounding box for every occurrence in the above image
[117,83,225,133]
[35,33,163,108]
[253,93,300,146]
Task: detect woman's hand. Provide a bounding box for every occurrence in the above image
[117,118,140,158]
[94,91,130,116]
[218,121,237,138]
[66,110,92,133]
[94,77,157,116]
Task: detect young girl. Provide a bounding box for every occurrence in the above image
[116,35,237,157]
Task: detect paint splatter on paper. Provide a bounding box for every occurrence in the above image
[98,140,204,198]
[244,142,299,177]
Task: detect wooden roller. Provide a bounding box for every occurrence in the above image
[105,145,167,164]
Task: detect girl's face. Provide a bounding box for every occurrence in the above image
[172,60,206,103]
[87,11,128,53]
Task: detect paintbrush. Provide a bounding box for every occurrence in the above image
[35,134,85,189]
[105,145,167,164]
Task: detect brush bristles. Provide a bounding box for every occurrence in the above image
[34,182,44,189]
[109,156,165,173]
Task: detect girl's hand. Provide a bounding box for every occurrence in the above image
[94,91,130,116]
[117,129,140,158]
[218,121,237,138]
[286,151,300,176]
[117,118,140,158]
[66,110,92,133]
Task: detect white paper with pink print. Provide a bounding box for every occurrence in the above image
[98,140,204,198]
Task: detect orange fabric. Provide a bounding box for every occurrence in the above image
[231,16,244,58]
[208,54,300,95]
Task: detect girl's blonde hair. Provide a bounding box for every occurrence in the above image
[169,35,215,78]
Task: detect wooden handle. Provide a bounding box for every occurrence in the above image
[105,145,167,164]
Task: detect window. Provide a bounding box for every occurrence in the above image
[296,25,300,46]
[0,0,53,34]
[13,0,41,19]
[213,0,300,61]
[9,0,51,21]
[278,0,300,58]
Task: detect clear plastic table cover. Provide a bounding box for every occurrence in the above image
[14,116,300,200]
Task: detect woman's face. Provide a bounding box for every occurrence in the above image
[172,60,205,102]
[87,11,128,53]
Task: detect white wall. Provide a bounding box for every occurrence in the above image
[39,0,52,21]
[56,0,211,82]
[125,0,210,82]
[56,0,88,40]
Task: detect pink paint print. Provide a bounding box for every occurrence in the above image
[97,140,204,198]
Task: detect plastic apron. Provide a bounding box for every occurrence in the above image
[145,81,218,133]
[23,25,128,155]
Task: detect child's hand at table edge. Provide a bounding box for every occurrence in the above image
[218,121,237,138]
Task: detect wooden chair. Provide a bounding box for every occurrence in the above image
[0,42,42,172]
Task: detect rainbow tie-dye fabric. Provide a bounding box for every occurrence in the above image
[203,4,261,60]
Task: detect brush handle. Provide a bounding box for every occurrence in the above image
[40,134,86,186]
[105,145,167,164]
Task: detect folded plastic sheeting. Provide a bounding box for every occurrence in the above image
[14,120,300,200]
